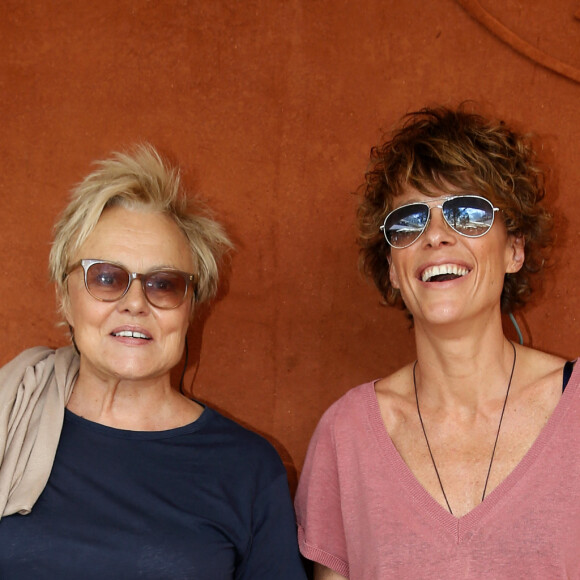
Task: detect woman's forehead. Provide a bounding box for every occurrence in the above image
[72,207,195,273]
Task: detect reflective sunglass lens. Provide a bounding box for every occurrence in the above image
[144,272,187,308]
[86,263,129,300]
[442,197,494,237]
[381,196,497,248]
[384,204,429,248]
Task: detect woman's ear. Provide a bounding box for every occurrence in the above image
[506,235,525,274]
[388,253,400,289]
[57,284,74,327]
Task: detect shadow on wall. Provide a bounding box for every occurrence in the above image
[169,254,300,494]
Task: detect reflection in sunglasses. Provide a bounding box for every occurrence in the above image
[380,195,499,249]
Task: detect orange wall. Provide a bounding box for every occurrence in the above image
[1,0,579,490]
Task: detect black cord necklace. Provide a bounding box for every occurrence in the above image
[413,341,517,516]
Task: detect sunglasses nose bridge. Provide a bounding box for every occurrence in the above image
[119,271,151,304]
[420,204,457,244]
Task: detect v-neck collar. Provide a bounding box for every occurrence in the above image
[365,361,579,543]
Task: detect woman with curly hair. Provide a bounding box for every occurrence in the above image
[295,106,578,579]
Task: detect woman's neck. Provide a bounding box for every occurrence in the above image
[412,317,516,409]
[66,369,202,430]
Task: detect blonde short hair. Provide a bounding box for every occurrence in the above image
[49,145,232,314]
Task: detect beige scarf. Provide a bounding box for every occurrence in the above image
[0,346,79,519]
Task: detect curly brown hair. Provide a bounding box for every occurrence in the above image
[357,105,553,313]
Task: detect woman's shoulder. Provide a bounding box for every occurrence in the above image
[518,343,569,363]
[318,379,382,421]
[0,346,54,373]
[515,345,570,383]
[311,372,413,444]
[511,345,574,408]
[201,406,286,469]
[373,362,415,396]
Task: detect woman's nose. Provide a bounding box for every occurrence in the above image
[117,277,150,313]
[421,208,456,247]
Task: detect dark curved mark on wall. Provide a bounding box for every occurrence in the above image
[456,0,580,84]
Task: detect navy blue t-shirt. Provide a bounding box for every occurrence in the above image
[0,406,306,579]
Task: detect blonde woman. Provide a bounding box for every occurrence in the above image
[0,146,306,579]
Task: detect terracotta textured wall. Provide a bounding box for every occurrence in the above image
[1,0,579,490]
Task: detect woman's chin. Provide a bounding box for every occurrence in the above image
[80,353,172,385]
[413,302,466,326]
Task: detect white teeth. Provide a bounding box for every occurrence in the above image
[113,330,150,339]
[421,264,469,282]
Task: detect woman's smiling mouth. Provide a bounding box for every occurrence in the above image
[111,330,152,340]
[421,264,470,283]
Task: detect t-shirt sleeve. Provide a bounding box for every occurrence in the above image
[236,471,307,580]
[294,405,350,578]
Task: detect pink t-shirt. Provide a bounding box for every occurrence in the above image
[295,363,580,579]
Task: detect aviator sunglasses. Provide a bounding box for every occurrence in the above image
[380,195,500,249]
[66,259,196,309]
